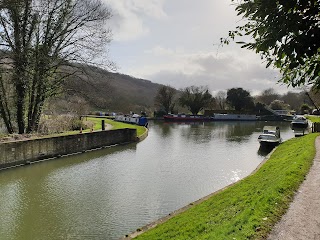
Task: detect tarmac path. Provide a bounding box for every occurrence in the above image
[268,136,320,240]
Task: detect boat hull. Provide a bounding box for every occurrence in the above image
[163,115,212,121]
[259,140,280,147]
[114,115,148,126]
[290,122,308,129]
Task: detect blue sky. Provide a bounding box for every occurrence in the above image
[104,0,294,95]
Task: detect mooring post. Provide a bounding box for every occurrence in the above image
[102,120,105,131]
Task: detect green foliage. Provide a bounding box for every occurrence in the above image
[136,134,318,240]
[224,0,320,88]
[179,86,215,115]
[226,88,254,111]
[300,104,311,114]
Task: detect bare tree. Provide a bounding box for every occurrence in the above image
[154,85,177,114]
[179,86,215,115]
[0,0,113,133]
[256,88,280,106]
[215,91,226,110]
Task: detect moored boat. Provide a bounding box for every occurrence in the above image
[114,114,148,126]
[163,114,212,121]
[163,113,257,122]
[290,115,308,129]
[212,113,257,121]
[258,134,282,147]
[258,126,281,147]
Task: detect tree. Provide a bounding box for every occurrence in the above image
[269,100,290,110]
[179,86,215,115]
[256,88,280,106]
[281,91,309,112]
[300,104,311,114]
[154,85,177,114]
[226,88,254,111]
[225,0,320,88]
[0,0,112,134]
[215,91,227,110]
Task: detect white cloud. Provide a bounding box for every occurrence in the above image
[127,46,289,94]
[105,0,167,41]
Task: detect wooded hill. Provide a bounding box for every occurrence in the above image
[47,65,163,115]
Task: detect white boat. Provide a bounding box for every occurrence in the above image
[114,114,148,126]
[258,126,281,147]
[290,116,308,129]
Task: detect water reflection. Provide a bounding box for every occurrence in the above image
[257,145,275,156]
[0,121,294,240]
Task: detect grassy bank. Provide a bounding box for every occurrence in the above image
[86,117,147,137]
[135,133,318,240]
[307,115,320,123]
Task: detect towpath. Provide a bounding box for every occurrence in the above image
[268,136,320,240]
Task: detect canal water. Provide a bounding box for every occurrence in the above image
[0,121,294,240]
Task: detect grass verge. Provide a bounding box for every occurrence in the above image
[85,117,147,137]
[135,133,318,240]
[307,115,320,123]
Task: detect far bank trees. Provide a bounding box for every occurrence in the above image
[154,85,177,115]
[226,88,254,111]
[179,86,215,115]
[0,0,113,134]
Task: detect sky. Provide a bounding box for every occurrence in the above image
[103,0,295,96]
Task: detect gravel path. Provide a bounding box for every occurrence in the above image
[268,136,320,240]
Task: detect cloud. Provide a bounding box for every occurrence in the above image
[128,46,289,94]
[106,0,294,95]
[105,0,167,41]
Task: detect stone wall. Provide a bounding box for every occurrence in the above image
[0,129,136,169]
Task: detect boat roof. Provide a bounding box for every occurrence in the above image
[263,126,280,131]
[293,115,306,120]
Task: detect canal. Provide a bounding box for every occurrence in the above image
[0,121,294,240]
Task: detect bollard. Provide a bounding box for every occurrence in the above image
[102,120,105,131]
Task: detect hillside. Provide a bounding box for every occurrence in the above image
[48,65,164,115]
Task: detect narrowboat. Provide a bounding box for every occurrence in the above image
[163,113,257,122]
[212,113,257,121]
[114,114,148,126]
[163,114,212,121]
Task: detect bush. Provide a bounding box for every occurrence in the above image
[38,115,87,134]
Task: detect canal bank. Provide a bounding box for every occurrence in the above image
[0,128,137,170]
[129,133,318,240]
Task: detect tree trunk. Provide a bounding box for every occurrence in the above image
[0,75,14,133]
[16,83,26,134]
